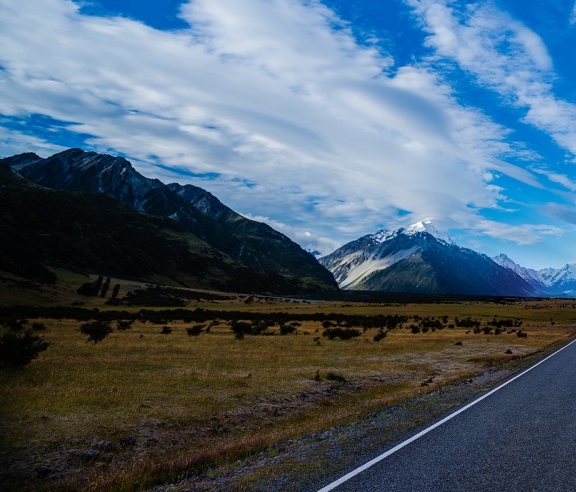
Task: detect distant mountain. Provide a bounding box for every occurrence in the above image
[0,149,338,293]
[319,221,537,296]
[492,254,576,297]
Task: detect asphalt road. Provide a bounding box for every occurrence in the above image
[319,338,576,492]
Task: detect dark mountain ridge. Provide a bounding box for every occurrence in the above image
[0,163,329,293]
[2,148,335,286]
[0,149,337,294]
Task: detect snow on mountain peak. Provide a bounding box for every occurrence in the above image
[404,220,452,243]
[371,229,392,244]
[492,253,516,268]
[369,221,452,245]
[405,221,429,234]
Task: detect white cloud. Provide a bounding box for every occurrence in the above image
[407,0,576,160]
[473,219,563,245]
[541,203,576,226]
[0,125,67,158]
[244,213,341,255]
[533,168,576,192]
[0,0,557,255]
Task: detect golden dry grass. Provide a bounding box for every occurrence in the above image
[1,295,576,491]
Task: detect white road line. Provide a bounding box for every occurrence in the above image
[318,337,576,492]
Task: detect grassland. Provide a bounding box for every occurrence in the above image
[1,275,576,491]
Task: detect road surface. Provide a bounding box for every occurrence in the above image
[319,338,576,491]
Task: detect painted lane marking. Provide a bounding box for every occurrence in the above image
[318,337,576,492]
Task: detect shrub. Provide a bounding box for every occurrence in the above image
[160,326,172,335]
[455,317,481,328]
[80,320,113,343]
[116,320,134,330]
[373,330,387,342]
[186,325,204,336]
[251,320,274,335]
[0,330,49,368]
[230,320,254,340]
[322,327,361,340]
[30,322,47,331]
[325,372,347,382]
[279,323,296,335]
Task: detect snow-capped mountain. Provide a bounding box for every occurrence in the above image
[492,254,576,296]
[320,223,537,296]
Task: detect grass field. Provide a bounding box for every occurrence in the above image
[1,276,576,491]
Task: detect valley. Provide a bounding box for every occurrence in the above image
[1,273,575,491]
[2,148,576,490]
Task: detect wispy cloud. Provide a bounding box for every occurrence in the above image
[541,203,576,225]
[474,219,563,245]
[0,0,568,257]
[407,0,576,160]
[533,168,576,192]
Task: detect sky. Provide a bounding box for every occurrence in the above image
[1,0,576,270]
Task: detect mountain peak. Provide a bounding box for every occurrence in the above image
[399,220,452,244]
[320,222,536,295]
[493,253,515,266]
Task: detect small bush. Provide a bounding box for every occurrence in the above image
[186,325,204,336]
[80,321,113,343]
[322,327,361,340]
[279,323,296,335]
[116,320,134,331]
[373,330,387,342]
[30,322,47,331]
[325,372,347,382]
[161,326,172,335]
[230,320,253,339]
[0,330,49,368]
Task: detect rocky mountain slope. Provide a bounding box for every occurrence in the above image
[320,222,537,296]
[492,254,576,297]
[1,149,337,293]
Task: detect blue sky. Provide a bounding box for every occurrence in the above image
[1,0,576,269]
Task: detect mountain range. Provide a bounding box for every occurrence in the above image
[319,221,576,297]
[0,149,337,294]
[491,254,576,297]
[2,148,573,298]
